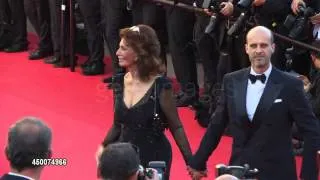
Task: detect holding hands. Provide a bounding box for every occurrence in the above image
[187,166,207,180]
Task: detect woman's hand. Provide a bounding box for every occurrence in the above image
[95,145,104,165]
[298,75,311,92]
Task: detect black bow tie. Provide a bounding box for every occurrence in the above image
[248,74,266,84]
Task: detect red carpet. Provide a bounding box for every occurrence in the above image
[0,34,302,179]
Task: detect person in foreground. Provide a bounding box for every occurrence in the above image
[96,24,192,180]
[188,26,320,180]
[1,117,52,180]
[98,142,159,180]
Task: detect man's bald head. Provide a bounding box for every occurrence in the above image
[246,26,274,44]
[245,26,275,73]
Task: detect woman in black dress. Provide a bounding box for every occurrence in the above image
[96,24,192,179]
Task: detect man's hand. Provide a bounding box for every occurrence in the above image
[253,0,266,6]
[220,2,234,16]
[187,166,207,180]
[298,75,311,92]
[203,8,216,16]
[310,13,320,25]
[145,168,160,180]
[95,145,104,165]
[291,0,305,15]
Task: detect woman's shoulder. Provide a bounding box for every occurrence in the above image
[155,75,172,89]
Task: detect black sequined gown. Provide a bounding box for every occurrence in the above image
[102,75,192,180]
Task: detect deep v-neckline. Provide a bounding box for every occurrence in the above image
[122,78,157,110]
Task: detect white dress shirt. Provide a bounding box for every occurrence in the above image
[246,64,272,121]
[8,172,34,180]
[314,24,320,40]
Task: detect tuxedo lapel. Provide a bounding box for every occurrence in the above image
[252,68,283,124]
[233,68,250,121]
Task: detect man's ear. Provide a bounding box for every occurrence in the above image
[311,53,316,60]
[245,44,248,54]
[5,146,11,160]
[46,149,52,158]
[271,43,275,53]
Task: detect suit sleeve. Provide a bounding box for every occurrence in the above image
[288,79,320,180]
[310,79,320,118]
[189,75,230,171]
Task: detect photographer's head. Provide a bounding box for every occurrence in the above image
[310,40,320,69]
[215,174,239,180]
[5,117,52,176]
[245,26,275,73]
[98,142,141,180]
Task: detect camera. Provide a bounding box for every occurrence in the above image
[215,163,259,179]
[236,0,253,9]
[196,0,227,34]
[138,161,166,180]
[227,0,253,36]
[283,3,315,39]
[196,0,224,13]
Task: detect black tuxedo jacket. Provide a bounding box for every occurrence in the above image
[190,67,320,180]
[0,174,30,180]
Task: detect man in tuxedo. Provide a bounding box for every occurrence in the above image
[188,26,320,180]
[0,117,52,180]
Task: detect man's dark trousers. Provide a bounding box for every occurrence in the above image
[7,0,28,47]
[24,0,52,51]
[77,0,104,65]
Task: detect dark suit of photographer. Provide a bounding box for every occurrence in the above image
[45,0,75,67]
[24,0,53,60]
[193,0,244,127]
[166,0,198,107]
[77,0,105,75]
[102,0,131,75]
[0,0,11,49]
[0,0,28,52]
[290,0,320,75]
[131,0,167,65]
[130,0,198,107]
[194,0,238,100]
